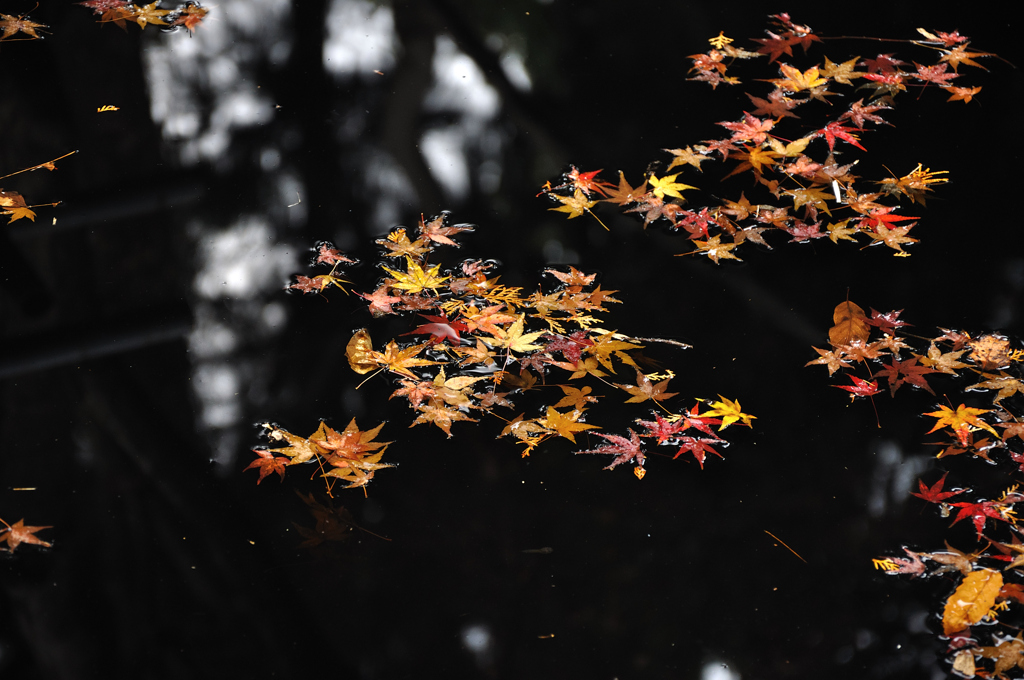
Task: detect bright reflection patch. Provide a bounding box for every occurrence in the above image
[323,0,397,78]
[701,660,740,680]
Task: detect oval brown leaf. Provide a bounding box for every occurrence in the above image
[943,568,1002,636]
[829,301,870,347]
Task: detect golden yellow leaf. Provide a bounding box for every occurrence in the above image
[381,256,449,294]
[346,329,378,374]
[943,568,1002,636]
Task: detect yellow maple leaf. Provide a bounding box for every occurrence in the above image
[548,188,597,219]
[648,173,698,201]
[0,189,36,223]
[539,407,599,443]
[132,2,169,28]
[699,395,756,429]
[774,63,827,92]
[492,314,545,354]
[382,256,449,294]
[376,340,442,379]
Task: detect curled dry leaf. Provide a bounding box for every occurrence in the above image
[346,329,377,374]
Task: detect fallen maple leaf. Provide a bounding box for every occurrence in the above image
[0,518,52,552]
[925,404,999,446]
[943,568,1002,635]
[0,189,36,223]
[872,356,936,396]
[699,396,755,429]
[548,188,598,219]
[910,472,966,503]
[615,369,678,404]
[382,256,450,294]
[245,449,288,484]
[833,375,881,400]
[576,429,646,471]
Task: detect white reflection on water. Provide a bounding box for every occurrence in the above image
[868,441,929,519]
[702,659,740,680]
[189,216,297,468]
[143,0,288,166]
[420,35,501,201]
[460,622,494,669]
[323,0,397,78]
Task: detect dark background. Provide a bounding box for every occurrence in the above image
[1,1,1021,679]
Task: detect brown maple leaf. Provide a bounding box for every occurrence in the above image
[966,372,1024,404]
[410,400,478,437]
[358,284,403,317]
[418,212,474,247]
[0,518,52,551]
[601,171,650,206]
[614,369,678,404]
[745,90,802,119]
[245,449,288,484]
[0,12,47,40]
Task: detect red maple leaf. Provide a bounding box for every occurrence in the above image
[543,331,595,364]
[680,404,723,437]
[402,313,468,344]
[910,472,966,503]
[672,436,725,469]
[872,356,937,396]
[817,121,866,152]
[576,429,645,470]
[567,167,614,197]
[865,308,911,334]
[949,500,1014,537]
[833,375,882,400]
[637,413,685,444]
[856,207,919,231]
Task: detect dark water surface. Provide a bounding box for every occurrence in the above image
[1,2,1021,679]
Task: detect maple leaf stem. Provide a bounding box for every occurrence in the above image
[868,392,881,428]
[0,516,10,530]
[586,208,610,231]
[0,150,78,181]
[355,368,385,390]
[820,35,916,43]
[654,400,674,416]
[354,524,392,541]
[629,336,693,350]
[310,454,335,497]
[764,529,808,563]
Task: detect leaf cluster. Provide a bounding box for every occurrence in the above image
[261,211,754,491]
[77,0,208,34]
[540,14,998,262]
[808,301,1024,676]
